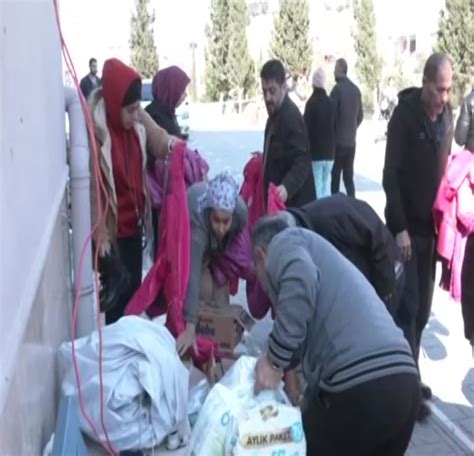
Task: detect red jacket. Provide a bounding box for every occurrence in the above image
[125,142,216,368]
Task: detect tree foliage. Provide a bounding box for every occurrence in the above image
[352,0,382,93]
[270,0,313,80]
[129,0,159,78]
[205,0,255,101]
[436,0,474,106]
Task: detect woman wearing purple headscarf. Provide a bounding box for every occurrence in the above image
[145,65,190,138]
[145,66,202,255]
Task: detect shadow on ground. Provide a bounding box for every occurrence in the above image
[421,312,449,361]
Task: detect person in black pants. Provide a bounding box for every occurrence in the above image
[383,53,454,419]
[455,88,474,354]
[462,236,474,355]
[303,373,420,455]
[88,58,174,325]
[330,58,363,197]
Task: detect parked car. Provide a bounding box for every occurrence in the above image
[141,80,190,139]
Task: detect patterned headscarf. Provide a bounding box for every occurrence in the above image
[198,172,239,214]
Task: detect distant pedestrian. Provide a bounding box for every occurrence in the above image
[383,53,454,419]
[80,57,101,100]
[260,59,315,207]
[304,68,336,198]
[330,58,363,197]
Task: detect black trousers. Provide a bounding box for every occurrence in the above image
[105,234,143,325]
[462,234,474,342]
[395,234,436,364]
[331,145,356,197]
[303,373,420,455]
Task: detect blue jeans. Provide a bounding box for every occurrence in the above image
[312,160,333,198]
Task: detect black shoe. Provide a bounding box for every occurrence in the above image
[421,382,432,400]
[417,401,432,422]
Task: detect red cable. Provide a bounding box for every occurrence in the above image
[52,1,116,454]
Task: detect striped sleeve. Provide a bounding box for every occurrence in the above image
[267,252,319,369]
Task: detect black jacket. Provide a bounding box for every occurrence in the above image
[383,87,453,236]
[330,76,363,147]
[455,89,474,151]
[287,193,400,301]
[303,88,336,161]
[80,75,101,100]
[263,93,316,207]
[145,99,182,137]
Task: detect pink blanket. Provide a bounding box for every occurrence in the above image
[433,149,474,301]
[126,142,217,368]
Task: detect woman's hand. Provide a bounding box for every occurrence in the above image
[176,323,197,357]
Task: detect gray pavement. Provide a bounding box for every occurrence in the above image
[188,120,474,455]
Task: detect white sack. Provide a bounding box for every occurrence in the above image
[188,356,306,455]
[59,316,189,451]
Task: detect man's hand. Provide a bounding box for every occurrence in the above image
[276,185,288,203]
[176,323,197,357]
[396,230,412,262]
[284,368,303,406]
[254,354,283,395]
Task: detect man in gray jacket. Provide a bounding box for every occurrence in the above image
[330,58,363,197]
[252,217,419,455]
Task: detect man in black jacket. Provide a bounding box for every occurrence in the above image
[330,58,363,197]
[304,68,336,198]
[383,53,454,419]
[280,193,403,316]
[80,58,101,99]
[261,59,315,207]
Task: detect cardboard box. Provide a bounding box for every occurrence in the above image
[196,302,255,358]
[199,266,230,306]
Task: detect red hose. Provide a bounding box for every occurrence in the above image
[52,1,116,454]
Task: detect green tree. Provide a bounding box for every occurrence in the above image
[204,0,231,101]
[436,0,474,106]
[352,0,382,94]
[129,0,159,78]
[227,0,255,98]
[270,0,313,81]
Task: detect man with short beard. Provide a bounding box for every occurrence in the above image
[260,59,315,207]
[383,52,454,420]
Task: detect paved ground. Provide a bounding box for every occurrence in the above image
[90,119,474,455]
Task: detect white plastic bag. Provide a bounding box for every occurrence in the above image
[188,356,306,455]
[187,365,211,428]
[59,316,190,451]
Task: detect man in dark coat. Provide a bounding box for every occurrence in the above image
[80,58,101,99]
[304,68,336,198]
[260,59,315,207]
[330,58,363,197]
[282,193,404,316]
[383,52,454,420]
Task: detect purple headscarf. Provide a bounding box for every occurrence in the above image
[151,66,190,112]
